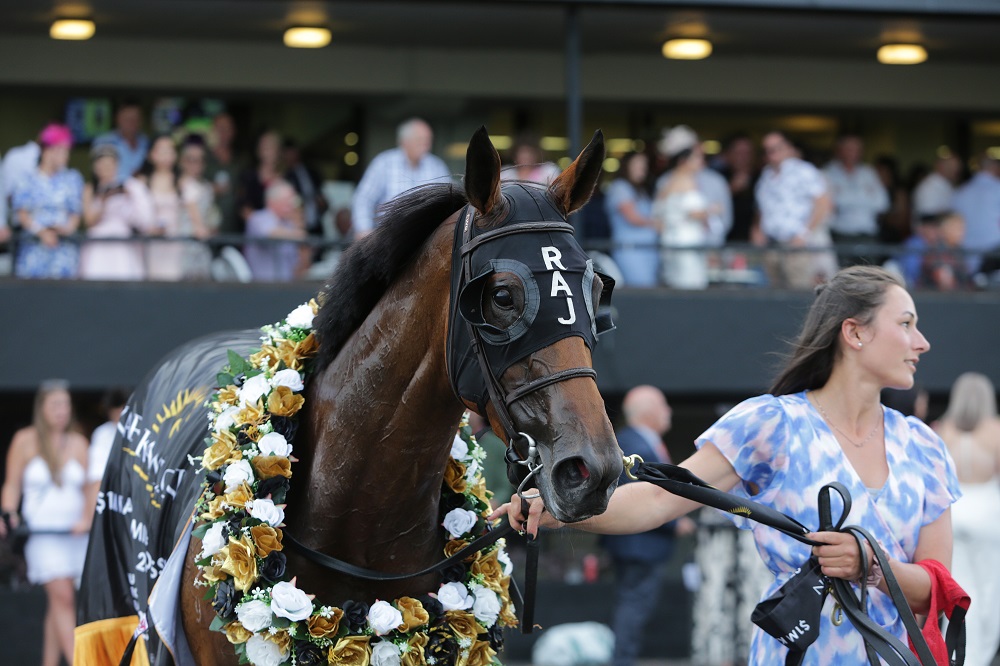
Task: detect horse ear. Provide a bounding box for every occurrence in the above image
[464,126,502,216]
[548,130,606,216]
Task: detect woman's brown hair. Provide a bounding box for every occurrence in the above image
[33,380,75,485]
[770,266,905,396]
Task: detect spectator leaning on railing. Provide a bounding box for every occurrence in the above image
[244,179,306,282]
[12,124,84,279]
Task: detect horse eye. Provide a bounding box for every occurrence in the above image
[492,288,514,309]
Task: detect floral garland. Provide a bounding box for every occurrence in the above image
[194,300,517,666]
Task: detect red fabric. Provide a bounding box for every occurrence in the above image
[907,559,970,666]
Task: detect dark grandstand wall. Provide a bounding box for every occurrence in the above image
[4,281,998,395]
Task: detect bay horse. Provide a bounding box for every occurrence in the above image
[80,128,622,665]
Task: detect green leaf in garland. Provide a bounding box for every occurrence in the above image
[227,349,247,375]
[217,373,234,389]
[192,523,211,539]
[209,614,228,633]
[271,616,292,629]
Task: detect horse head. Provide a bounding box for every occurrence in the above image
[449,127,622,524]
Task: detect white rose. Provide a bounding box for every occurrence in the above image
[286,303,315,329]
[257,432,293,458]
[472,587,501,627]
[239,374,272,407]
[223,459,254,493]
[450,435,470,461]
[200,521,226,558]
[367,599,404,636]
[248,498,285,527]
[497,548,514,576]
[215,406,240,432]
[245,633,287,666]
[437,582,474,611]
[236,599,273,633]
[270,369,304,392]
[372,640,402,666]
[442,508,478,539]
[269,580,314,621]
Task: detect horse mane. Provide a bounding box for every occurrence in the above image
[314,183,468,370]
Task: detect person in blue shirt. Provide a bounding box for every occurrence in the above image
[92,100,150,181]
[604,152,660,287]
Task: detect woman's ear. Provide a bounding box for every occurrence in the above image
[841,318,865,349]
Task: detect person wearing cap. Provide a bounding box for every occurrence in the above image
[754,130,837,289]
[11,124,85,279]
[80,142,155,280]
[654,126,728,289]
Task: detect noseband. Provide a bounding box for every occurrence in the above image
[446,184,614,489]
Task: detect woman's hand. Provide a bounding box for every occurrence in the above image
[488,489,565,539]
[71,518,92,535]
[38,228,60,248]
[0,512,18,539]
[809,531,871,581]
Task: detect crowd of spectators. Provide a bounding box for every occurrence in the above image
[0,101,332,283]
[2,101,998,291]
[592,126,1000,292]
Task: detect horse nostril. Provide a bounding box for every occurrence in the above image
[554,456,592,490]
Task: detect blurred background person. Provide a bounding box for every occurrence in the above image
[656,126,731,247]
[12,124,84,280]
[881,383,929,422]
[933,372,1000,666]
[601,386,695,666]
[1,134,41,236]
[0,380,89,666]
[351,118,450,237]
[605,151,659,287]
[918,211,970,291]
[500,133,561,185]
[92,99,149,181]
[140,135,185,281]
[83,387,130,524]
[284,137,327,273]
[823,132,890,266]
[244,179,306,282]
[754,130,836,288]
[177,136,216,279]
[951,152,1000,275]
[238,129,284,230]
[874,155,913,245]
[203,111,241,236]
[912,152,961,224]
[655,127,723,290]
[80,144,154,280]
[714,133,758,244]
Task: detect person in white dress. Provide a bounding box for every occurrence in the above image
[655,133,723,289]
[933,372,1000,666]
[1,380,89,666]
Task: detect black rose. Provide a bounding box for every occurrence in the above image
[205,470,223,485]
[418,595,443,621]
[259,551,287,583]
[237,429,254,446]
[441,563,466,584]
[440,491,466,514]
[487,623,505,652]
[295,641,324,666]
[269,416,299,441]
[233,373,246,387]
[224,515,243,538]
[342,600,369,632]
[426,622,459,665]
[211,580,237,621]
[256,476,290,502]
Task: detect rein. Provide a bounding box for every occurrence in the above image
[625,456,964,666]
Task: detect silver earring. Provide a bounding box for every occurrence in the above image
[858,342,863,348]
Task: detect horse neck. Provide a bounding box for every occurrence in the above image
[292,218,465,570]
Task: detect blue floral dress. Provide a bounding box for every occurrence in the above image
[13,168,84,278]
[695,391,960,665]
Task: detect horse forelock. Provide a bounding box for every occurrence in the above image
[314,183,468,370]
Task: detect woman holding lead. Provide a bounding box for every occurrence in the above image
[494,266,959,665]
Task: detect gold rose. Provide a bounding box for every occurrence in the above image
[220,533,258,592]
[328,635,372,666]
[402,633,429,666]
[224,621,253,644]
[268,386,305,417]
[249,524,284,557]
[443,459,468,493]
[396,597,429,632]
[252,455,293,480]
[307,608,344,638]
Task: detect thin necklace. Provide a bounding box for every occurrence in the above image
[813,394,883,448]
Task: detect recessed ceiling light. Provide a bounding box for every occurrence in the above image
[877,44,927,65]
[283,27,331,49]
[662,39,712,60]
[50,19,95,41]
